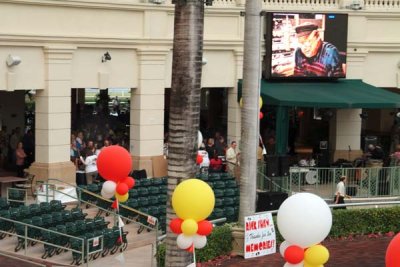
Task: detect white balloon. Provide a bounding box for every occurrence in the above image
[101,189,114,199]
[176,234,193,249]
[193,234,207,249]
[283,261,304,267]
[102,181,117,194]
[277,193,332,248]
[279,240,291,257]
[198,131,203,149]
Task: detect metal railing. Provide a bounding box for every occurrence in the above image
[42,178,161,266]
[289,166,400,199]
[255,200,400,215]
[257,165,400,200]
[0,215,86,266]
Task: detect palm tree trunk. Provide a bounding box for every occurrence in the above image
[165,0,205,266]
[238,0,262,224]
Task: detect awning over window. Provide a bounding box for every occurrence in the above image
[238,79,400,108]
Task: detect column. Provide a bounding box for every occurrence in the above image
[29,46,76,183]
[130,49,169,177]
[330,109,363,161]
[227,50,243,146]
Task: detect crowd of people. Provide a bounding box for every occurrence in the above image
[0,126,34,177]
[70,122,129,185]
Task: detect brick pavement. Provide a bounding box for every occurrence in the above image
[207,236,391,267]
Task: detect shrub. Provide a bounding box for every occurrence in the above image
[156,224,232,266]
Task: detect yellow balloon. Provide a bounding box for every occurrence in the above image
[115,192,129,203]
[304,245,329,265]
[259,96,263,109]
[172,179,215,221]
[239,97,243,108]
[181,219,198,235]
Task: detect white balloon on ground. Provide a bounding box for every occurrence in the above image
[102,181,117,194]
[283,261,304,267]
[176,234,193,249]
[101,189,114,199]
[193,234,207,249]
[277,193,332,248]
[279,240,291,257]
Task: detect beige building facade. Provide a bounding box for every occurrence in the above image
[0,0,399,182]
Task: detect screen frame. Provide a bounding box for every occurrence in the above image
[262,12,349,81]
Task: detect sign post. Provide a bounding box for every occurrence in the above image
[244,213,276,259]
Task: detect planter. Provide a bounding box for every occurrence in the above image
[231,226,245,256]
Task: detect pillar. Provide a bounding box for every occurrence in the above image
[227,50,243,146]
[29,46,76,183]
[330,109,363,161]
[130,49,169,177]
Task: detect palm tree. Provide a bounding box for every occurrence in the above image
[238,0,262,223]
[165,0,209,266]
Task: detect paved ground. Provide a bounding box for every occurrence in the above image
[201,235,391,267]
[0,236,392,266]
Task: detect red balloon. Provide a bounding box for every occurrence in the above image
[97,145,132,181]
[298,110,304,118]
[197,220,213,236]
[196,155,203,165]
[259,112,264,119]
[284,245,304,264]
[386,233,400,267]
[169,218,183,234]
[116,182,129,195]
[121,177,135,189]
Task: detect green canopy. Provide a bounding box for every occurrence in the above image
[238,79,400,155]
[258,79,400,108]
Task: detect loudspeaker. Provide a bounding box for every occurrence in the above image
[256,192,288,212]
[279,156,290,176]
[265,156,279,177]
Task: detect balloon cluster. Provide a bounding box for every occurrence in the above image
[97,146,135,203]
[170,179,215,251]
[239,96,263,119]
[277,193,332,267]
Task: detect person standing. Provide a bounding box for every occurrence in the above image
[80,150,98,184]
[15,141,27,177]
[334,176,349,209]
[226,141,239,177]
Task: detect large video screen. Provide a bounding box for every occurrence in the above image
[263,13,348,80]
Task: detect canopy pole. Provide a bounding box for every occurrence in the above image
[275,106,289,155]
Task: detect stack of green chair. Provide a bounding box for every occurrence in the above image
[0,210,13,239]
[41,226,58,259]
[39,202,52,215]
[14,218,33,252]
[49,200,65,212]
[29,204,41,217]
[71,207,87,221]
[0,197,9,210]
[51,212,63,227]
[61,210,73,223]
[8,188,25,207]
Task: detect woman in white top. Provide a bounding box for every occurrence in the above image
[80,150,98,184]
[334,176,349,209]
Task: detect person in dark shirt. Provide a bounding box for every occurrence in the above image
[367,144,385,160]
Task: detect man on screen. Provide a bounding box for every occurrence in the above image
[293,23,344,77]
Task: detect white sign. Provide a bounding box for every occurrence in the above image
[93,237,99,247]
[147,215,157,226]
[244,213,276,259]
